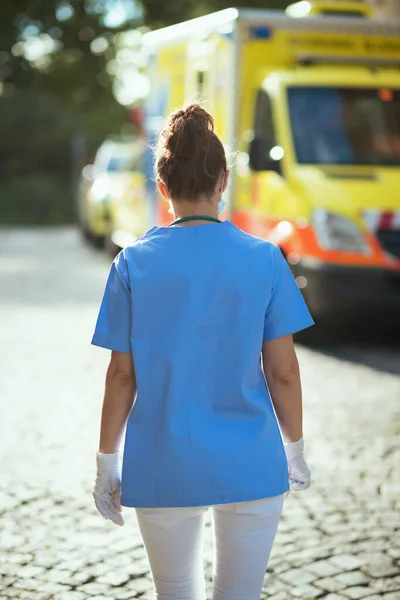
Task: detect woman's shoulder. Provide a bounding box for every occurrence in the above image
[225,222,278,255]
[121,226,161,255]
[133,225,160,244]
[112,226,160,271]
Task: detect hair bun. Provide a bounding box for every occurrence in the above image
[181,105,213,128]
[164,104,214,159]
[155,103,227,201]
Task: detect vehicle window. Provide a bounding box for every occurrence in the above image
[288,86,400,166]
[197,71,206,96]
[106,149,143,173]
[254,89,277,149]
[249,89,281,172]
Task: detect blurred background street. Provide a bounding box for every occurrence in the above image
[0,227,399,600]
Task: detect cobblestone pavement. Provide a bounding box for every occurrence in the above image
[0,227,399,600]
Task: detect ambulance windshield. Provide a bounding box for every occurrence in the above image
[288,86,400,166]
[107,152,143,173]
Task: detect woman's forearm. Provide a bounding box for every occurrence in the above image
[266,365,303,443]
[262,336,303,443]
[98,359,136,454]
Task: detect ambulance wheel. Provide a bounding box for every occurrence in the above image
[90,233,106,249]
[78,220,105,249]
[78,219,92,243]
[105,234,121,259]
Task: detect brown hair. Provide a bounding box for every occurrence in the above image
[155,104,227,201]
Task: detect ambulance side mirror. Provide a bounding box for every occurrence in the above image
[249,137,281,174]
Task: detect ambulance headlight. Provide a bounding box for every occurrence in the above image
[312,209,370,253]
[91,177,110,203]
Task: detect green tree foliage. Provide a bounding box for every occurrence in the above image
[0,1,137,224]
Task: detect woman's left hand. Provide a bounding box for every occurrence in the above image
[93,452,124,526]
[284,437,311,492]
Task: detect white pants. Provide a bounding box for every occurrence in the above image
[135,494,285,600]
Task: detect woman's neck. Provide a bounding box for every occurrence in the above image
[171,198,218,222]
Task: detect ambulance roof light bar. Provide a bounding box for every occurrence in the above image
[286,1,373,19]
[142,4,400,49]
[143,8,239,47]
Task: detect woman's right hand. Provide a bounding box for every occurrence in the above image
[93,452,124,526]
[284,437,311,491]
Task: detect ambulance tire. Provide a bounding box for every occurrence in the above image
[78,219,105,249]
[90,233,106,249]
[78,219,92,243]
[105,234,121,259]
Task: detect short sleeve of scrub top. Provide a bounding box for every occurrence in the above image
[91,253,132,354]
[263,245,314,341]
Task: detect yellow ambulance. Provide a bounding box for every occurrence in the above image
[77,135,149,254]
[141,1,400,319]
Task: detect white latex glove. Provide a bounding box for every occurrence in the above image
[93,452,124,526]
[284,437,311,493]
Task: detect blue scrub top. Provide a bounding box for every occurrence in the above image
[92,221,314,508]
